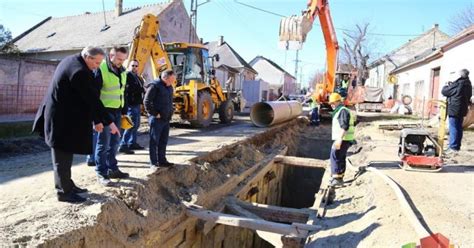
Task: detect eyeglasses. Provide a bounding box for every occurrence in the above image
[131,65,138,67]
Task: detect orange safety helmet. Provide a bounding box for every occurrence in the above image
[328,93,342,103]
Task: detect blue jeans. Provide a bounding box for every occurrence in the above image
[448,116,463,150]
[149,117,170,165]
[95,110,121,176]
[330,141,352,178]
[120,105,141,147]
[310,107,320,126]
[86,130,98,163]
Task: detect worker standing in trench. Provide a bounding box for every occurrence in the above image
[328,93,355,186]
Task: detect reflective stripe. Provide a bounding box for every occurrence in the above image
[100,94,121,100]
[102,84,121,91]
[332,106,355,141]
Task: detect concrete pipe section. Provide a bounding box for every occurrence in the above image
[250,101,303,127]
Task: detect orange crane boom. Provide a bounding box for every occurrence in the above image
[280,0,339,103]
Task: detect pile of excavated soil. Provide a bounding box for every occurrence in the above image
[0,137,49,158]
[18,119,309,247]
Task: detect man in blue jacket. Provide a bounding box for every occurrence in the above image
[442,69,472,153]
[144,69,175,168]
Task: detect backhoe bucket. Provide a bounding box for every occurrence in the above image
[279,15,313,43]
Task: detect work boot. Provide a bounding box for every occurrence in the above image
[86,161,95,167]
[57,192,87,203]
[72,185,88,194]
[98,175,113,187]
[118,146,135,154]
[159,161,174,167]
[129,143,145,150]
[329,178,344,187]
[108,169,130,179]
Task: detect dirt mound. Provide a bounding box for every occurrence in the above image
[0,137,49,158]
[26,119,308,247]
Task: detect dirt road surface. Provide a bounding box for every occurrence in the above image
[310,118,474,247]
[1,114,473,247]
[0,116,268,246]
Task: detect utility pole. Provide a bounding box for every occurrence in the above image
[294,50,301,91]
[188,0,210,43]
[189,0,197,43]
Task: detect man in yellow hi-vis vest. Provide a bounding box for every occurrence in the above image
[94,46,130,186]
[329,93,355,186]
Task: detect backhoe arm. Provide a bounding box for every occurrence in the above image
[128,14,172,79]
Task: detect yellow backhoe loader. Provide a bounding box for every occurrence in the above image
[128,14,234,127]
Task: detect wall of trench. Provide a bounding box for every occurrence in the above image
[38,119,332,248]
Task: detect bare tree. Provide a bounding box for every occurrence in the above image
[340,23,373,85]
[308,69,325,90]
[449,3,474,34]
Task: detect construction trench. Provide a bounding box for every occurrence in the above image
[28,118,334,248]
[3,114,473,247]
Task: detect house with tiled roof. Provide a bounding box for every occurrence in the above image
[367,24,450,99]
[205,36,257,92]
[11,0,197,61]
[249,55,297,100]
[388,25,474,117]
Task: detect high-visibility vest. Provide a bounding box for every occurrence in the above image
[310,94,318,109]
[99,61,126,108]
[332,106,355,141]
[341,80,349,89]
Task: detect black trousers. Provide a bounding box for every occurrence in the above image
[51,148,74,194]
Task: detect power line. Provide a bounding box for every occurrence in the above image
[233,0,422,37]
[234,0,286,18]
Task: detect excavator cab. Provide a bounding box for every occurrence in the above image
[165,44,211,86]
[129,14,233,128]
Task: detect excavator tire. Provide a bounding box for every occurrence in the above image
[190,91,214,128]
[218,99,234,124]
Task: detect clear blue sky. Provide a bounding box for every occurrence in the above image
[0,0,472,87]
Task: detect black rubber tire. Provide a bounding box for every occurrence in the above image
[190,91,214,128]
[218,99,234,124]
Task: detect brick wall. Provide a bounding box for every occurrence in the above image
[0,57,57,121]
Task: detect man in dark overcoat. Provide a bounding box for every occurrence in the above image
[32,46,120,203]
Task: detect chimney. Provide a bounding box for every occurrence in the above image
[219,36,224,46]
[115,0,123,17]
[433,23,439,29]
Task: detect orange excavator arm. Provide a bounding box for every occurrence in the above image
[305,0,338,101]
[280,0,338,103]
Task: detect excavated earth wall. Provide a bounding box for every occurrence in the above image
[34,119,330,248]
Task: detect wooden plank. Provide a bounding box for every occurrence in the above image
[200,147,288,234]
[235,148,288,199]
[226,201,263,220]
[185,205,314,238]
[274,155,327,168]
[230,197,311,224]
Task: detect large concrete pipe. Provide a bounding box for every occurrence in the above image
[250,101,302,127]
